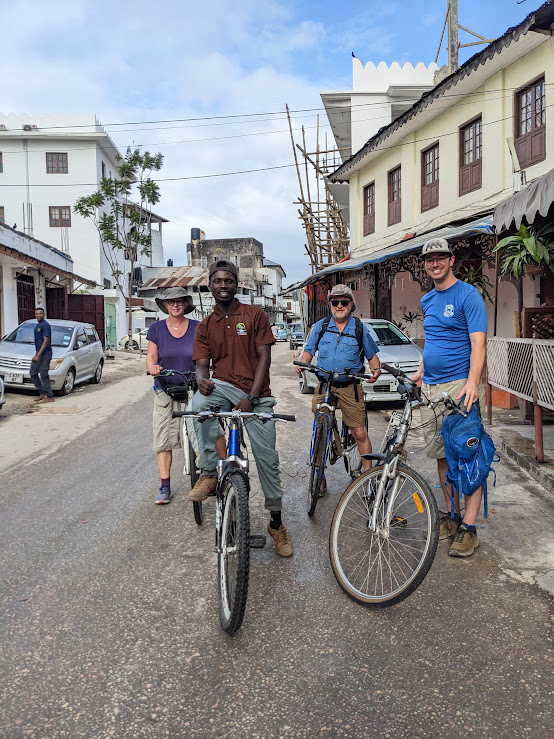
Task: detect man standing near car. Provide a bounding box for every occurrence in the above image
[189,259,293,558]
[411,238,487,557]
[296,285,381,488]
[30,307,54,403]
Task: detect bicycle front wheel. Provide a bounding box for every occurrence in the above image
[187,437,204,526]
[308,414,329,516]
[329,462,439,607]
[218,472,251,634]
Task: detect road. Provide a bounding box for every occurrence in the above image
[1,343,553,738]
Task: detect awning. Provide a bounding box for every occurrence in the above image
[493,168,554,233]
[288,215,494,290]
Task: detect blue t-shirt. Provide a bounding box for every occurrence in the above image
[304,315,379,381]
[147,319,199,387]
[421,279,487,384]
[34,320,52,354]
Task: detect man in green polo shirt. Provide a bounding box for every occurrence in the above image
[189,259,292,557]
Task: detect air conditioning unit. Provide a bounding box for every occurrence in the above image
[0,124,6,131]
[22,124,38,131]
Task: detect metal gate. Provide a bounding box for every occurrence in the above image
[67,294,105,346]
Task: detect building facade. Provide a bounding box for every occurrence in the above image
[0,114,167,340]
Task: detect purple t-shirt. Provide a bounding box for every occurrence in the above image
[147,319,199,387]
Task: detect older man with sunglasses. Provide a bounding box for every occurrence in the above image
[297,285,381,492]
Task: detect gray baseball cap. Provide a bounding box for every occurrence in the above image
[421,237,453,257]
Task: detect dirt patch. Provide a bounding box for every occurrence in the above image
[0,350,147,420]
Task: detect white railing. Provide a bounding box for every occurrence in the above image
[488,338,554,411]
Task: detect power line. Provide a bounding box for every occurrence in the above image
[1,100,551,188]
[1,83,551,134]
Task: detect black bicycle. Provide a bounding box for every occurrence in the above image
[294,360,371,517]
[174,405,296,634]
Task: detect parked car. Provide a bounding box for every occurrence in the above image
[299,318,423,403]
[118,329,148,350]
[0,319,104,396]
[271,322,288,341]
[0,375,4,409]
[287,322,304,350]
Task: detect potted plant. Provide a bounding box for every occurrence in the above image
[493,223,554,279]
[458,264,494,302]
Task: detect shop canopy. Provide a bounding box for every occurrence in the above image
[285,214,493,292]
[493,168,554,233]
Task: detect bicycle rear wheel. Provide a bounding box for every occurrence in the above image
[218,472,250,633]
[308,414,329,516]
[329,462,439,607]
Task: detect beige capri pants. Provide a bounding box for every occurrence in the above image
[152,388,224,453]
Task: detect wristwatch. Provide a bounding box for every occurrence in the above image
[246,394,260,406]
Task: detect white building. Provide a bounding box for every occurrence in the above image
[0,114,167,342]
[321,59,438,227]
[258,258,286,323]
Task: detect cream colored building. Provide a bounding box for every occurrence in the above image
[321,3,554,339]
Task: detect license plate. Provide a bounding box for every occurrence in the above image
[5,372,23,383]
[390,380,398,391]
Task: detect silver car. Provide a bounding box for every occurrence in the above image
[0,319,104,396]
[299,318,423,403]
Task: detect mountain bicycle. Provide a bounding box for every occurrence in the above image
[293,360,371,517]
[329,362,465,608]
[150,369,203,524]
[173,404,296,634]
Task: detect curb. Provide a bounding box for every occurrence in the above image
[488,428,554,499]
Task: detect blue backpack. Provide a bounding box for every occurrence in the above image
[440,402,498,518]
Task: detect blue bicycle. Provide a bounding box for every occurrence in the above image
[174,404,295,634]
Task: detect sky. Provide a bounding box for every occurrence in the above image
[1,0,538,285]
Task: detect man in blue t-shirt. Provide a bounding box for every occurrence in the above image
[30,307,54,403]
[412,238,488,557]
[297,285,381,491]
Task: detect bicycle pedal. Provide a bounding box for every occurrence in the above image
[249,534,267,548]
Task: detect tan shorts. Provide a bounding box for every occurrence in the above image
[153,388,183,452]
[152,388,225,453]
[312,381,366,428]
[419,378,486,459]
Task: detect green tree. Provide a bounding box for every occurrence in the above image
[74,149,164,346]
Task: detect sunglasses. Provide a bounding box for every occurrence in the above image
[166,299,185,306]
[330,299,351,307]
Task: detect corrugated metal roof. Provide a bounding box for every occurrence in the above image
[141,266,209,289]
[141,265,254,291]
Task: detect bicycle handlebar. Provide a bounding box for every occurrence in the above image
[293,360,373,382]
[173,409,296,422]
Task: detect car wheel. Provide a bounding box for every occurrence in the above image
[89,360,103,384]
[299,375,313,394]
[125,340,139,350]
[289,340,294,350]
[60,368,75,396]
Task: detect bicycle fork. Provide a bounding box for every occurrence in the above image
[367,455,401,535]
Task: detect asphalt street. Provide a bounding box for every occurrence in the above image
[0,343,553,738]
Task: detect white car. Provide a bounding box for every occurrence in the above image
[299,318,423,403]
[0,319,104,396]
[118,329,148,350]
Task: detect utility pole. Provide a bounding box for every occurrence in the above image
[448,0,459,73]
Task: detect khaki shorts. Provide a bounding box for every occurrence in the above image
[153,388,183,452]
[312,381,366,428]
[152,388,225,453]
[419,378,486,459]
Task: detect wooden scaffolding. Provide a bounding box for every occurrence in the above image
[287,105,349,274]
